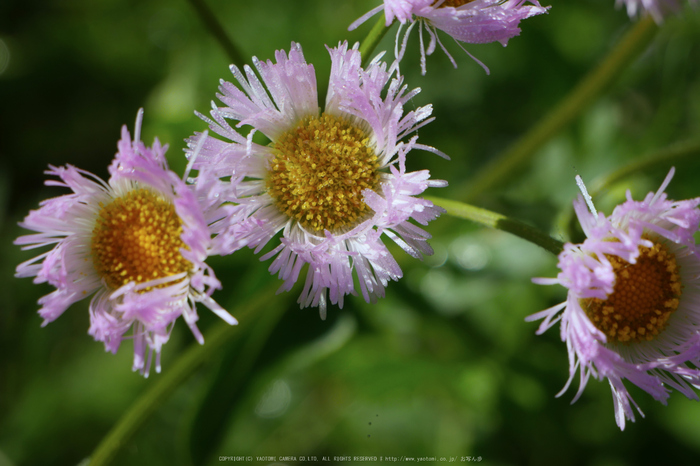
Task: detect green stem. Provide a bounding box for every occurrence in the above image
[88,285,287,466]
[188,0,246,68]
[426,196,564,256]
[359,15,391,68]
[588,139,700,196]
[459,16,659,202]
[557,139,700,241]
[187,292,289,463]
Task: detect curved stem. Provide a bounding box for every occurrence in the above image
[588,139,700,196]
[88,284,287,466]
[359,15,391,68]
[557,138,700,241]
[459,16,659,202]
[188,0,247,68]
[187,293,289,463]
[426,196,564,256]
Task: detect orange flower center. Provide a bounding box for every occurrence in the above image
[581,239,681,344]
[91,188,191,290]
[266,113,380,233]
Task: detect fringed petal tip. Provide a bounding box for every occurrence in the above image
[530,169,700,429]
[192,41,446,319]
[16,110,233,377]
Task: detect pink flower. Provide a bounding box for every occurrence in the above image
[188,42,447,319]
[15,110,236,376]
[350,0,550,74]
[528,169,700,429]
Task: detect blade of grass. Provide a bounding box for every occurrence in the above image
[88,283,288,466]
[459,17,659,201]
[188,0,247,68]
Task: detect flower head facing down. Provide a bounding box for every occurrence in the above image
[528,169,700,429]
[349,0,550,74]
[15,110,236,376]
[189,42,447,319]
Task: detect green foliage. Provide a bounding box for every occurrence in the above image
[2,1,700,465]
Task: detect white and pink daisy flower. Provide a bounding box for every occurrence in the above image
[15,110,236,376]
[528,169,700,430]
[188,41,447,319]
[349,0,550,74]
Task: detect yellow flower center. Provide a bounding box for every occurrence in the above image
[435,0,475,8]
[581,239,681,344]
[266,113,380,233]
[91,188,191,290]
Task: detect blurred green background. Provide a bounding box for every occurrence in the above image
[2,1,700,465]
